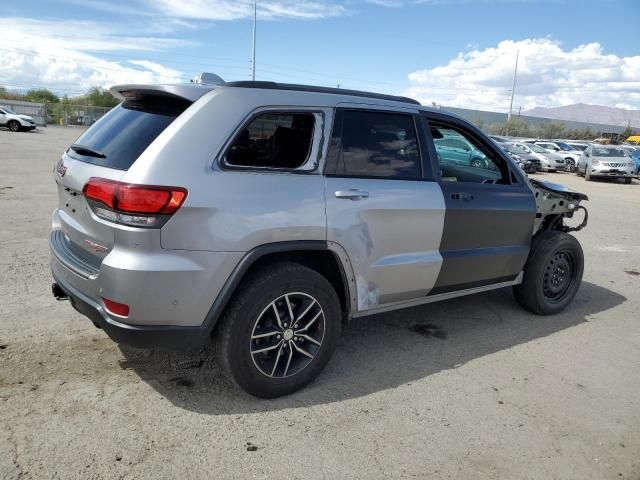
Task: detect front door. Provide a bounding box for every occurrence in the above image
[422,114,536,294]
[325,108,445,311]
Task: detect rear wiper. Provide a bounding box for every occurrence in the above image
[69,144,107,159]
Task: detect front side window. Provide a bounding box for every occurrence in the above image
[429,121,508,184]
[333,110,421,179]
[226,112,315,169]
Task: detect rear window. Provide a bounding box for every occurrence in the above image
[67,95,191,171]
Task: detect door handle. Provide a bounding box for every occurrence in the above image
[450,192,474,201]
[335,189,370,200]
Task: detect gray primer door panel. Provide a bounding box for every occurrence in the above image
[326,177,446,311]
[432,182,536,293]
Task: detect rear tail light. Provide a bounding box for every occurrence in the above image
[103,298,130,317]
[83,177,187,228]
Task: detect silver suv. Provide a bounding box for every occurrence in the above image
[50,77,589,397]
[576,144,636,183]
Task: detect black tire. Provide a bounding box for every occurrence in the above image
[513,231,584,315]
[624,178,632,184]
[565,158,575,172]
[214,262,341,398]
[470,158,485,169]
[8,120,20,132]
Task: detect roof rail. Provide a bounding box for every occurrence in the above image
[224,81,420,106]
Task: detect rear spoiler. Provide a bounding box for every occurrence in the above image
[110,84,216,103]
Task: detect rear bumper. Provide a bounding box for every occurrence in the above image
[52,270,207,350]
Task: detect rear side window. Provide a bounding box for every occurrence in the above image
[226,112,315,169]
[332,110,421,179]
[67,95,191,171]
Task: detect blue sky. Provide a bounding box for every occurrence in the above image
[1,0,639,111]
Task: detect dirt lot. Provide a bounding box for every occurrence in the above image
[1,126,639,479]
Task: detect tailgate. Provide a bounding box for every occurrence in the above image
[53,153,124,269]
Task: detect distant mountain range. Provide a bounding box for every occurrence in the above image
[523,103,640,128]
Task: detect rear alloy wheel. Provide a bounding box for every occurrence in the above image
[514,231,584,315]
[8,120,20,132]
[214,262,341,398]
[250,292,325,379]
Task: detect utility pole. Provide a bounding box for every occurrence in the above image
[507,49,519,121]
[251,0,257,81]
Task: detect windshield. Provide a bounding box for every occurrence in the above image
[556,142,576,151]
[505,143,528,154]
[568,144,588,151]
[527,143,549,154]
[1,106,16,114]
[592,147,625,157]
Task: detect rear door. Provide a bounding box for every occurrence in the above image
[325,107,445,311]
[421,112,536,294]
[52,93,191,271]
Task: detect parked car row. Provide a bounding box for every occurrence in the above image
[487,134,640,183]
[489,136,577,174]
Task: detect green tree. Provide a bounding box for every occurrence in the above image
[83,87,119,108]
[539,122,565,139]
[24,88,59,103]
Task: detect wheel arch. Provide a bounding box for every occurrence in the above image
[203,241,355,336]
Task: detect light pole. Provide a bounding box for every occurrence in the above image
[251,0,257,81]
[507,49,519,121]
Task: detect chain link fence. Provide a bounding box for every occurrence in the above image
[47,104,112,127]
[0,99,113,127]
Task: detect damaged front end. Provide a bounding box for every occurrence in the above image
[530,179,588,234]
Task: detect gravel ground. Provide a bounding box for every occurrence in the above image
[1,126,639,480]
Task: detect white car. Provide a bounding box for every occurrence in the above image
[0,105,37,132]
[532,141,582,171]
[576,144,636,184]
[515,142,566,172]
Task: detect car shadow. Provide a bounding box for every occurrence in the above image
[117,281,625,414]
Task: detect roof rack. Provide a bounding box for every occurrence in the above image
[224,81,420,106]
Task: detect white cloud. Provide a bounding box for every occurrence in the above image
[148,0,348,20]
[366,0,403,7]
[406,38,640,111]
[0,17,186,96]
[0,0,350,97]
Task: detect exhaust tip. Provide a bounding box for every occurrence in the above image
[52,283,68,301]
